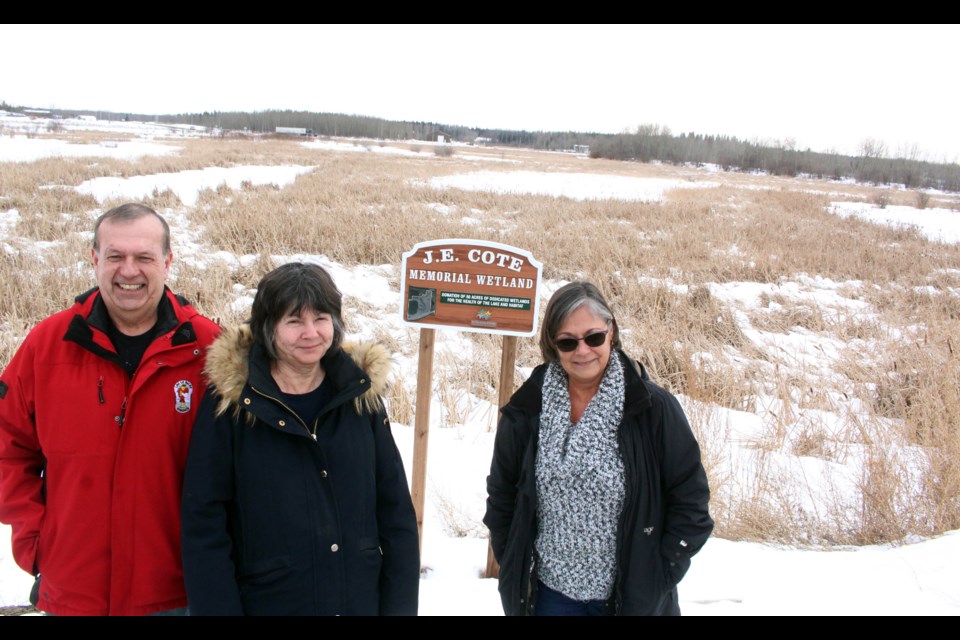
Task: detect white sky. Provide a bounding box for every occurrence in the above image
[2,24,959,161]
[2,125,960,615]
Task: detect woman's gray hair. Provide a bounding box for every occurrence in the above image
[539,281,621,363]
[250,262,345,362]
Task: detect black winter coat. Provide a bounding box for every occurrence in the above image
[181,325,420,615]
[483,350,713,616]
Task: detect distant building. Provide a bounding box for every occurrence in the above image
[276,126,313,136]
[572,144,590,155]
[474,137,492,146]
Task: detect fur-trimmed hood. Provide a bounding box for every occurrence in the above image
[204,324,391,418]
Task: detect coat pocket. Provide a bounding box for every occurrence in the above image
[357,536,384,574]
[238,556,302,615]
[239,556,291,585]
[660,533,692,587]
[358,536,383,554]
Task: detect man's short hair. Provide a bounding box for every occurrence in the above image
[93,203,171,255]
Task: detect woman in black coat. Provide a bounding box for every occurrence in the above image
[181,262,419,615]
[484,281,713,616]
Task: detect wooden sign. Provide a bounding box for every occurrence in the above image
[400,239,543,337]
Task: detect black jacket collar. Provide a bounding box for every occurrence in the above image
[81,287,182,337]
[245,342,371,415]
[63,287,198,360]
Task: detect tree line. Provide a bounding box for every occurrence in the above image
[167,110,960,191]
[6,102,957,191]
[158,109,605,152]
[589,127,960,192]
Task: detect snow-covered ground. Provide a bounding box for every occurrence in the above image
[76,165,315,208]
[1,116,959,615]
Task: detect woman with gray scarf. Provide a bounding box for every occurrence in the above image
[484,281,713,616]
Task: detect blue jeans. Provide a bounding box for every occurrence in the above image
[44,607,189,616]
[534,581,608,616]
[150,607,189,616]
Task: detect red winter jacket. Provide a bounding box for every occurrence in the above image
[0,287,220,615]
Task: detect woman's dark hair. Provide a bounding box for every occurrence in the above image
[250,262,345,361]
[539,281,621,363]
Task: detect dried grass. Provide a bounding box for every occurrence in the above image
[3,133,959,546]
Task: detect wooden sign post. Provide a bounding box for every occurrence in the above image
[400,240,542,566]
[409,327,434,557]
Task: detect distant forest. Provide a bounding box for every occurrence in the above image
[10,103,959,192]
[159,109,596,153]
[589,125,960,192]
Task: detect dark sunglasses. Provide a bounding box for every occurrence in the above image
[555,330,609,352]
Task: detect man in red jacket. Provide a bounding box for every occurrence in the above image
[0,203,220,615]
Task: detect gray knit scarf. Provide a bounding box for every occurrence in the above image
[535,352,626,602]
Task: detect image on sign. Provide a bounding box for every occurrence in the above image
[407,286,437,321]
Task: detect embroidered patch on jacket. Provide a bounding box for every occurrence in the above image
[0,381,7,399]
[174,380,194,413]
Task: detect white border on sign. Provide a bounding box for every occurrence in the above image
[400,238,543,337]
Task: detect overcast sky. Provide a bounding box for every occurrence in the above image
[2,24,957,161]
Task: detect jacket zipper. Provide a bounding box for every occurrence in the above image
[248,385,314,440]
[248,380,366,441]
[525,553,538,615]
[525,419,540,616]
[611,416,631,615]
[117,398,127,429]
[88,324,197,431]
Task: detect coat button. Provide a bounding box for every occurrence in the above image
[278,420,286,427]
[331,544,339,552]
[321,470,328,478]
[193,349,200,356]
[360,378,366,385]
[243,398,251,406]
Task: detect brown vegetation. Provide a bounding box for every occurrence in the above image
[2,133,958,547]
